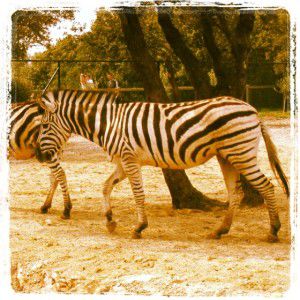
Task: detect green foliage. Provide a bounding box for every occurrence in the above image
[11,63,34,102]
[251,10,289,95]
[258,109,290,119]
[12,10,74,58]
[10,78,33,103]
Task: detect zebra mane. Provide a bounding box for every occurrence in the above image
[47,89,123,104]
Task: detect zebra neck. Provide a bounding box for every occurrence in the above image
[62,91,117,148]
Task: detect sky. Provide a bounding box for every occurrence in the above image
[27,8,97,56]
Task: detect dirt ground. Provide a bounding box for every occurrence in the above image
[9,118,292,297]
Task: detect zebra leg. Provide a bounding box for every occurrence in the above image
[238,166,280,242]
[208,155,244,240]
[40,173,58,214]
[121,159,148,239]
[48,161,72,219]
[102,164,127,233]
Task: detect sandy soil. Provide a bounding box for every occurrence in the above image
[9,119,292,296]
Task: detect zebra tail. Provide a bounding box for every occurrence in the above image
[260,121,289,197]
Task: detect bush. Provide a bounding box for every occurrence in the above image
[10,78,34,103]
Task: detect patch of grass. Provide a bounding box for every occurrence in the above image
[257,109,290,120]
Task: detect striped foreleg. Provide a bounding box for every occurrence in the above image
[121,157,148,239]
[102,163,127,233]
[208,155,244,239]
[40,173,58,214]
[48,159,72,219]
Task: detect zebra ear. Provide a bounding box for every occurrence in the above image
[36,96,57,113]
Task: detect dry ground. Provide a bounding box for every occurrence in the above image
[9,118,292,297]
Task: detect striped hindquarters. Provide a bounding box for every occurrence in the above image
[9,102,42,159]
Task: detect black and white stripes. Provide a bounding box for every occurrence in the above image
[36,90,289,241]
[9,102,41,159]
[9,102,59,214]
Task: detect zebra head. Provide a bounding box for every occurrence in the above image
[36,91,71,163]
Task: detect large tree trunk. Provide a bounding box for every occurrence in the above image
[118,10,168,102]
[118,8,225,210]
[162,169,227,210]
[199,15,231,96]
[216,12,256,98]
[157,8,263,206]
[232,13,256,98]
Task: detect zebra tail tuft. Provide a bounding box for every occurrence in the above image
[260,121,289,197]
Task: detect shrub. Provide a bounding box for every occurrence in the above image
[10,77,34,103]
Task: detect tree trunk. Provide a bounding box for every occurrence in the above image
[157,8,212,99]
[162,169,227,210]
[118,8,225,210]
[164,58,181,101]
[232,13,256,98]
[216,12,256,99]
[199,15,231,96]
[118,11,168,102]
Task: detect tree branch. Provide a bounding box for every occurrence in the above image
[157,7,212,98]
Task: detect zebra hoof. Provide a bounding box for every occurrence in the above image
[267,233,279,243]
[206,232,222,240]
[61,213,70,220]
[106,221,117,233]
[40,206,49,214]
[132,231,142,239]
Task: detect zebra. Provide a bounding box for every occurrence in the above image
[35,90,289,242]
[9,101,60,215]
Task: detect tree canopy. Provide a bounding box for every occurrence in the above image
[12,10,74,58]
[11,7,289,106]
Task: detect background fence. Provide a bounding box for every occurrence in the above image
[11,59,288,111]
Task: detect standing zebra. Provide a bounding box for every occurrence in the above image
[36,90,289,241]
[9,101,59,214]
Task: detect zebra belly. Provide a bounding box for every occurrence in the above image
[165,152,215,169]
[136,148,215,169]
